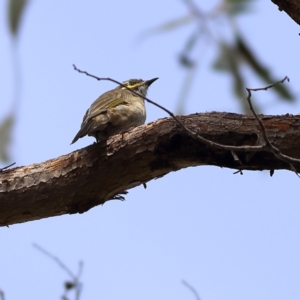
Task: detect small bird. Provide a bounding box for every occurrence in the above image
[71,78,158,144]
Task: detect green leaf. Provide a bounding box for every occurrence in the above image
[223,0,255,15]
[213,42,259,113]
[137,15,193,40]
[7,0,28,37]
[0,114,14,162]
[213,42,245,73]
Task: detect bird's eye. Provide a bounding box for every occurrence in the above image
[129,80,138,85]
[128,81,141,89]
[121,79,143,90]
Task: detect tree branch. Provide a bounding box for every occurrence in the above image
[271,0,300,25]
[1,112,300,226]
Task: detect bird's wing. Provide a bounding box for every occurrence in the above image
[71,107,97,144]
[84,89,131,122]
[71,89,131,144]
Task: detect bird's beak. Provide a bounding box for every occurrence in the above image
[145,77,159,86]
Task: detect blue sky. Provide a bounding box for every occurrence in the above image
[1,1,300,299]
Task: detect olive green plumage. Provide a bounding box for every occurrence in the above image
[71,78,158,144]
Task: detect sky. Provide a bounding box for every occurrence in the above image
[1,1,300,300]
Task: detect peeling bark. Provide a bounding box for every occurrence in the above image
[1,112,300,226]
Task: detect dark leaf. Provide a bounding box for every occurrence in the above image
[0,289,4,300]
[64,281,75,290]
[0,114,14,162]
[179,54,196,68]
[8,0,28,37]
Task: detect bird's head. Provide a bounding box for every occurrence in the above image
[120,78,158,97]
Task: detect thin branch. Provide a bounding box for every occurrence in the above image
[233,169,243,175]
[246,76,300,174]
[182,280,201,300]
[0,162,16,172]
[33,243,77,280]
[75,261,83,300]
[246,76,290,92]
[246,77,289,147]
[33,243,83,300]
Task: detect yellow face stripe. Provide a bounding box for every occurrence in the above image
[121,82,142,90]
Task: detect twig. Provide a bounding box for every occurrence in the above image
[246,77,289,146]
[33,243,76,280]
[233,169,243,175]
[246,76,300,175]
[182,280,201,300]
[33,243,83,300]
[246,76,289,92]
[0,162,16,172]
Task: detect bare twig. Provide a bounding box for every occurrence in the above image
[233,169,243,175]
[33,243,83,300]
[246,76,289,92]
[246,77,289,147]
[0,162,16,172]
[182,280,201,300]
[33,243,76,279]
[246,76,300,175]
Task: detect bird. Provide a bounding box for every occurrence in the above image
[71,77,158,144]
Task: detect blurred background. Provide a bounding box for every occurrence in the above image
[1,1,300,299]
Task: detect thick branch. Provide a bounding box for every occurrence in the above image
[271,0,300,25]
[1,112,300,226]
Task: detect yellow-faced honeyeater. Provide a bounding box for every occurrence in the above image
[71,78,158,144]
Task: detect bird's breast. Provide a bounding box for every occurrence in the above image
[108,98,146,128]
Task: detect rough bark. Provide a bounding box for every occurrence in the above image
[1,112,300,226]
[271,0,300,25]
